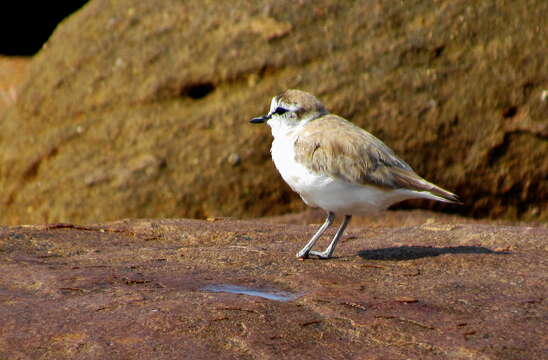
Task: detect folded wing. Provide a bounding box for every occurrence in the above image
[294,115,459,203]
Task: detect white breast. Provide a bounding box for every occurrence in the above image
[270,132,316,199]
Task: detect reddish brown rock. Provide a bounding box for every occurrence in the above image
[0,212,546,359]
[0,0,547,225]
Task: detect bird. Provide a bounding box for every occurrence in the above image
[250,89,459,259]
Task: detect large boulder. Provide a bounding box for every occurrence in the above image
[1,0,546,225]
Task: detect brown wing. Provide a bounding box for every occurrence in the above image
[294,115,459,202]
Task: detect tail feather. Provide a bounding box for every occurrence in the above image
[391,168,461,204]
[426,183,461,204]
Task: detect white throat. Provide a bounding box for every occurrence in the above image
[267,114,316,139]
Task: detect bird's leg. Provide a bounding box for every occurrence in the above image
[296,212,335,259]
[309,215,352,259]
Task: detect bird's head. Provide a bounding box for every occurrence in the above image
[249,89,328,132]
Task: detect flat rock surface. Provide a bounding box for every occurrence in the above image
[1,212,546,359]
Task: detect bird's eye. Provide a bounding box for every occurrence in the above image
[273,107,288,115]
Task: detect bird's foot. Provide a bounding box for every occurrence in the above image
[296,250,332,260]
[308,250,332,259]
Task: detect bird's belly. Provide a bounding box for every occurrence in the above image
[271,137,414,215]
[302,180,413,215]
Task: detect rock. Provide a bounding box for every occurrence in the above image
[0,0,547,225]
[0,212,546,359]
[0,56,30,116]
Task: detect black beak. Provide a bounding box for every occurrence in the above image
[249,115,271,124]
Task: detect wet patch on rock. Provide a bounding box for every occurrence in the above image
[203,284,301,302]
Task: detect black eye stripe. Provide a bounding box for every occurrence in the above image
[274,107,288,115]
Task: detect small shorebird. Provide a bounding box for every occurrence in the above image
[250,89,459,259]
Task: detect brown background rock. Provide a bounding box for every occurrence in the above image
[0,56,30,116]
[0,0,547,225]
[0,213,546,359]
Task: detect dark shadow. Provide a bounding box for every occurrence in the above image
[358,245,510,261]
[180,82,215,99]
[0,1,89,55]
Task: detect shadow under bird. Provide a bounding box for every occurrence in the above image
[250,89,460,259]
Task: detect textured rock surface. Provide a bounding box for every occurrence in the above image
[0,212,546,359]
[0,0,547,225]
[0,56,30,115]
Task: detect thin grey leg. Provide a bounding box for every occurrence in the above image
[296,212,335,259]
[309,215,352,259]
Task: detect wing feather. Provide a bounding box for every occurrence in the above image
[294,115,459,202]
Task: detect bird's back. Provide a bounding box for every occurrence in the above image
[294,115,459,203]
